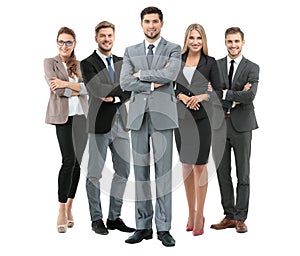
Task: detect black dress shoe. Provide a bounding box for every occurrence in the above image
[157,231,175,247]
[106,218,135,232]
[125,229,153,244]
[92,219,108,235]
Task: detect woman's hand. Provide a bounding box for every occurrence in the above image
[49,77,67,91]
[178,94,199,110]
[186,94,209,110]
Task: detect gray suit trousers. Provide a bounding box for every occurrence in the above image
[86,115,130,221]
[215,118,252,221]
[131,112,173,231]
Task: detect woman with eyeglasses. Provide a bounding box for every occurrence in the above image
[44,27,88,233]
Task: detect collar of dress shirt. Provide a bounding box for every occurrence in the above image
[145,37,161,55]
[227,54,243,67]
[96,49,113,68]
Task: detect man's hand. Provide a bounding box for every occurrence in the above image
[133,72,139,78]
[243,82,252,91]
[207,82,213,92]
[154,83,164,89]
[100,97,114,102]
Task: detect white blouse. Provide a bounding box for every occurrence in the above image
[183,66,197,85]
[62,62,84,116]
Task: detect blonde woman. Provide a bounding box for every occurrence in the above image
[174,23,222,236]
[44,27,88,233]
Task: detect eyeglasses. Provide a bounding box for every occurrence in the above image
[57,40,75,47]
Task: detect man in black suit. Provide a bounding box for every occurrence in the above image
[211,27,259,233]
[80,21,134,235]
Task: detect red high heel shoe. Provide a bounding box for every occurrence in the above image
[186,225,193,232]
[192,217,205,236]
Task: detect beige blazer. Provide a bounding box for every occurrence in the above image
[44,55,88,124]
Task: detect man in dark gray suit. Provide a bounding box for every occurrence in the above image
[120,6,181,247]
[211,27,259,233]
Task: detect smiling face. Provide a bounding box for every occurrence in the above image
[141,13,163,42]
[95,27,115,56]
[57,33,76,61]
[187,29,203,53]
[225,32,245,59]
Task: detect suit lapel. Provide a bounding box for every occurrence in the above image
[232,56,247,88]
[54,55,68,80]
[151,37,167,68]
[113,55,122,83]
[177,52,208,87]
[90,51,112,83]
[177,52,192,86]
[220,57,229,89]
[137,42,149,69]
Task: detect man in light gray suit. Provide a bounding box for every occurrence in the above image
[120,6,181,247]
[211,27,259,233]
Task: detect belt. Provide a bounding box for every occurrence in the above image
[225,113,231,118]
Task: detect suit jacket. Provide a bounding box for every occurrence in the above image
[120,37,181,130]
[44,55,88,124]
[174,52,222,121]
[80,51,130,133]
[215,56,259,132]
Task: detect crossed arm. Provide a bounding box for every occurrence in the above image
[224,65,259,104]
[120,45,181,92]
[44,59,87,97]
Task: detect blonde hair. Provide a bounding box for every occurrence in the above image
[182,23,208,55]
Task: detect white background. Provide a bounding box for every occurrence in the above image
[1,0,299,255]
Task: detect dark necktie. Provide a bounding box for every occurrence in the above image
[106,56,115,83]
[106,56,119,114]
[147,44,155,67]
[228,59,235,89]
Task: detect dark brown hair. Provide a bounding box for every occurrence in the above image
[56,27,78,78]
[225,27,244,41]
[140,6,163,21]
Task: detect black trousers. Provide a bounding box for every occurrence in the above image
[214,118,252,221]
[55,115,87,203]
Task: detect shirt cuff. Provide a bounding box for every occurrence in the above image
[63,88,72,97]
[79,82,87,95]
[150,82,154,91]
[114,97,121,103]
[222,89,228,100]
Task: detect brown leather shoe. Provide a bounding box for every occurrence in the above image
[236,220,248,233]
[210,218,236,230]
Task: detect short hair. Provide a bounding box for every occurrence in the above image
[140,6,163,22]
[95,21,115,35]
[225,27,244,40]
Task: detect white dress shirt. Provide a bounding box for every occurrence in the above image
[223,55,243,109]
[96,50,120,103]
